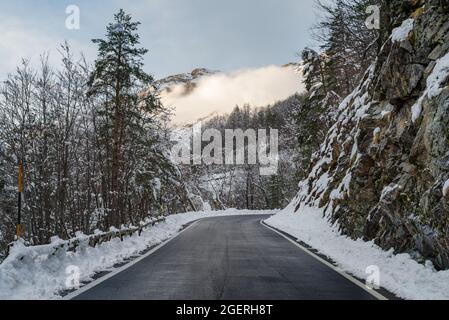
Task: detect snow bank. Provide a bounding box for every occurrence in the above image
[265,206,449,300]
[0,209,274,300]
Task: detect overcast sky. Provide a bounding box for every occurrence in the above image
[0,0,318,79]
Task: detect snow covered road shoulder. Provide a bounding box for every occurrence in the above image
[265,205,449,300]
[0,209,275,300]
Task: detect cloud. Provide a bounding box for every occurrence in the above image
[161,65,305,125]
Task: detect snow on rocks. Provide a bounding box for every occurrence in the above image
[0,209,275,300]
[411,52,449,123]
[391,19,415,43]
[380,183,401,201]
[373,127,381,144]
[427,52,449,99]
[443,179,449,198]
[411,102,423,124]
[265,205,449,300]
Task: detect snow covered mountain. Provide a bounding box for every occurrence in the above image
[155,68,218,96]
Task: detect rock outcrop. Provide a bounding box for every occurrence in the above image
[155,68,217,95]
[293,1,449,269]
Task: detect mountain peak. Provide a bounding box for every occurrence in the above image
[155,68,217,93]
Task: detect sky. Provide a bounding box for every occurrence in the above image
[0,0,318,78]
[0,0,317,123]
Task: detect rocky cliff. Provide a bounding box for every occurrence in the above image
[293,1,449,269]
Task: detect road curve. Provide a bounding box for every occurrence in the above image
[73,215,377,300]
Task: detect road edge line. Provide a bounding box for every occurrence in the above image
[260,219,388,301]
[63,220,200,300]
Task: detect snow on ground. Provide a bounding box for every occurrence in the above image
[265,204,449,300]
[0,209,274,300]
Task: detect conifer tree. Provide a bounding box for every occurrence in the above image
[89,9,166,227]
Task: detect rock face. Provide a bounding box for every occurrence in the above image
[293,1,449,269]
[155,68,217,95]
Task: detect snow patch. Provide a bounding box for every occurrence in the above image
[427,52,449,98]
[381,110,392,118]
[380,184,400,201]
[391,19,415,43]
[411,52,449,123]
[411,102,423,123]
[443,179,449,197]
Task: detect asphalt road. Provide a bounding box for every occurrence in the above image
[73,215,378,300]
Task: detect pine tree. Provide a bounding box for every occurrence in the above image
[89,9,170,227]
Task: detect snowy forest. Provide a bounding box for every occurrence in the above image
[0,0,448,271]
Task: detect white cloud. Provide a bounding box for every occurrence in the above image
[161,65,305,125]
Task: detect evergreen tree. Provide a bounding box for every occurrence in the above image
[88,9,165,227]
